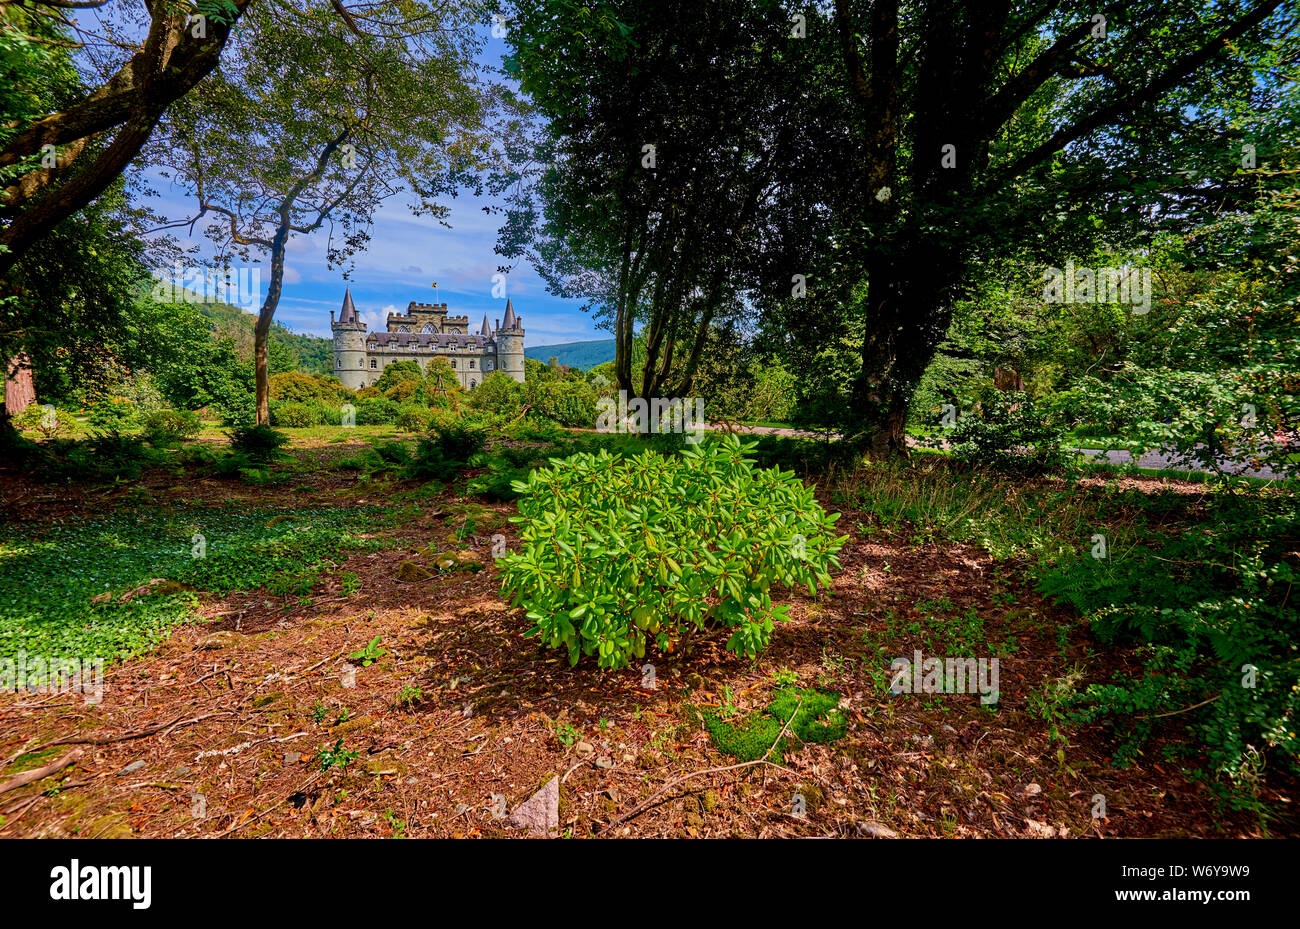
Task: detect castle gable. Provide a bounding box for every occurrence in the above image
[386,301,470,334]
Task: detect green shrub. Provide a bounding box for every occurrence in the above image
[86,397,137,436]
[395,405,432,432]
[13,403,71,439]
[431,417,489,461]
[33,435,165,482]
[525,379,597,428]
[948,391,1066,475]
[356,397,400,426]
[499,435,847,668]
[405,436,462,482]
[471,371,525,417]
[141,409,202,445]
[271,401,319,428]
[228,424,289,463]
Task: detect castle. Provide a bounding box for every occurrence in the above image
[331,288,524,391]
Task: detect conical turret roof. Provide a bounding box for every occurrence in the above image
[502,298,517,329]
[480,314,491,336]
[339,287,358,323]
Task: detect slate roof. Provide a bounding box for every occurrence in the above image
[366,331,494,350]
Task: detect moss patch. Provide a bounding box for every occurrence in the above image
[695,687,847,764]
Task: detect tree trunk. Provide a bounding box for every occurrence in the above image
[255,224,292,426]
[850,234,962,456]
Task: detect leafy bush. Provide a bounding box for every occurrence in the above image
[395,405,432,432]
[431,417,489,461]
[374,360,424,393]
[356,397,400,426]
[525,378,598,427]
[269,371,349,405]
[227,424,289,462]
[271,401,319,428]
[499,435,846,668]
[13,403,72,439]
[471,371,525,417]
[141,409,201,445]
[403,418,488,482]
[33,435,167,483]
[86,396,137,436]
[215,390,257,428]
[948,391,1066,475]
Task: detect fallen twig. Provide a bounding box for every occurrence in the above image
[37,711,232,751]
[601,705,802,835]
[0,748,83,797]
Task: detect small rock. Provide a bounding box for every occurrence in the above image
[594,756,613,769]
[1023,783,1043,797]
[859,821,899,839]
[175,766,191,777]
[395,560,435,582]
[120,760,145,775]
[575,740,595,759]
[508,776,559,837]
[284,752,301,765]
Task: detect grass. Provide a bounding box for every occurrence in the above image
[0,505,395,663]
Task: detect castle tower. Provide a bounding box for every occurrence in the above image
[496,298,525,383]
[331,288,368,390]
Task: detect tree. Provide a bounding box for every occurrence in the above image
[0,0,251,276]
[499,0,835,401]
[819,0,1291,454]
[0,179,146,402]
[143,0,495,424]
[373,359,422,393]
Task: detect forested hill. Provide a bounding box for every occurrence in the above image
[524,339,615,370]
[197,301,333,376]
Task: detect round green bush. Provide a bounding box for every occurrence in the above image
[355,397,400,426]
[271,401,318,428]
[86,397,137,436]
[141,409,201,444]
[499,435,846,669]
[396,405,432,432]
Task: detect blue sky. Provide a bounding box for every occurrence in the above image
[139,23,599,347]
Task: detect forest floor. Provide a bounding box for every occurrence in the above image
[0,430,1294,839]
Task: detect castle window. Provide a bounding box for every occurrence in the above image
[358,359,364,367]
[470,380,476,389]
[423,324,436,333]
[370,359,377,369]
[337,358,342,368]
[469,360,475,369]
